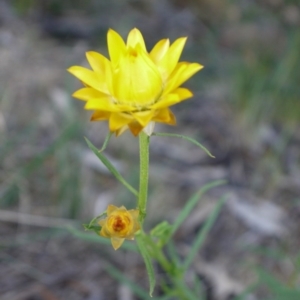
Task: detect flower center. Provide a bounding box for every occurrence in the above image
[106,213,133,237]
[112,216,127,232]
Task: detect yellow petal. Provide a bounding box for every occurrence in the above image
[165,62,203,94]
[129,209,139,220]
[128,210,141,232]
[67,66,108,94]
[109,112,133,132]
[103,58,114,95]
[86,51,109,75]
[165,110,176,125]
[90,110,110,121]
[99,219,106,227]
[99,226,110,238]
[158,37,187,79]
[151,93,179,110]
[152,88,193,110]
[112,45,162,106]
[128,122,144,136]
[72,87,108,101]
[127,28,146,51]
[107,204,119,215]
[150,39,170,64]
[111,237,125,250]
[107,29,126,66]
[115,125,129,136]
[132,110,155,127]
[118,205,127,211]
[85,97,120,111]
[152,108,171,122]
[153,108,176,125]
[85,52,114,95]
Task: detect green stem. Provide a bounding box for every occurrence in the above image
[138,132,150,223]
[147,237,196,299]
[144,233,173,273]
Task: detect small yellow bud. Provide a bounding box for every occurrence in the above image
[99,205,140,250]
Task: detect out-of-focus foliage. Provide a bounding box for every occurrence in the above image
[1,0,300,299]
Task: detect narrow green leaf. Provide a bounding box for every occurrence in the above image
[166,180,226,243]
[99,132,113,152]
[166,240,181,268]
[85,137,138,197]
[150,221,172,237]
[183,195,226,271]
[151,221,173,248]
[86,211,107,228]
[153,132,215,158]
[83,212,107,234]
[256,268,300,299]
[82,223,101,234]
[173,278,199,300]
[136,233,156,297]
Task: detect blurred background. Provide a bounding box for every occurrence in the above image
[0,0,300,299]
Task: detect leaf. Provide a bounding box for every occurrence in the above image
[85,137,138,197]
[82,223,101,234]
[166,240,181,268]
[152,132,215,158]
[150,221,172,238]
[183,195,226,271]
[83,211,107,234]
[150,221,173,248]
[173,278,200,300]
[136,232,156,297]
[166,180,226,243]
[98,131,113,152]
[256,268,300,300]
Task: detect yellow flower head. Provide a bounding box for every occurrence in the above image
[99,205,140,250]
[68,28,203,136]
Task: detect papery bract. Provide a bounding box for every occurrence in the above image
[68,28,203,136]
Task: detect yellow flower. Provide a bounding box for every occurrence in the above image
[99,205,140,250]
[68,28,203,136]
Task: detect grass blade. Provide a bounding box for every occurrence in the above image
[183,195,226,271]
[167,180,226,243]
